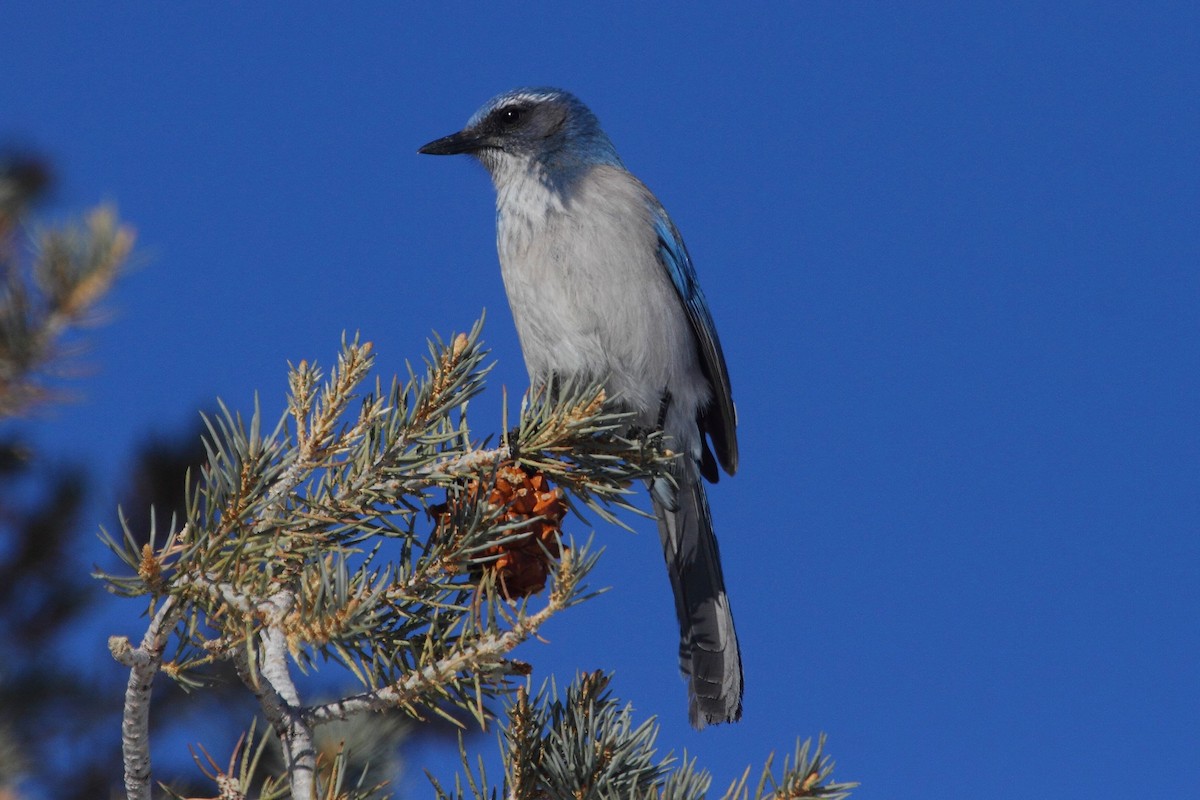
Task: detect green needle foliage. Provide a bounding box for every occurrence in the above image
[100,322,855,799]
[432,671,856,800]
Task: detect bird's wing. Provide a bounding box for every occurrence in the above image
[650,206,738,478]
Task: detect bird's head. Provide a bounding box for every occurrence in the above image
[418,87,622,177]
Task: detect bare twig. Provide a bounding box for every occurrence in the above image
[230,590,317,800]
[110,595,180,800]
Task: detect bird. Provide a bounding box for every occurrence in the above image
[419,87,741,728]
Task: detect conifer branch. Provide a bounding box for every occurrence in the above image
[109,596,180,800]
[305,545,580,727]
[102,323,678,796]
[101,323,855,799]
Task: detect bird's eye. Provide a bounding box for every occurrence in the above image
[498,106,526,127]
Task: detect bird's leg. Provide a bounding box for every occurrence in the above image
[544,373,562,405]
[627,388,671,441]
[655,389,673,431]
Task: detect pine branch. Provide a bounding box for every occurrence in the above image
[431,672,857,800]
[232,589,318,800]
[108,596,181,800]
[0,190,133,415]
[304,543,587,727]
[102,323,856,799]
[102,323,674,798]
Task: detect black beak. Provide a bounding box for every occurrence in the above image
[418,129,486,155]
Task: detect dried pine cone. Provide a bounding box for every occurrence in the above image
[433,463,569,599]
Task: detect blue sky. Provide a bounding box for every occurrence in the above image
[2,2,1197,797]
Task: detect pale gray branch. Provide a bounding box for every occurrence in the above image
[231,590,316,800]
[114,596,179,800]
[372,443,512,494]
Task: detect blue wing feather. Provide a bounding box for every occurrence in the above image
[651,209,738,479]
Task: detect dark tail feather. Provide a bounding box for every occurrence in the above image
[652,468,743,728]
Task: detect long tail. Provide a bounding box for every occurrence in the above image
[652,464,743,728]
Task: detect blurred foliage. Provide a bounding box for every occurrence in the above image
[0,153,131,417]
[0,151,130,798]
